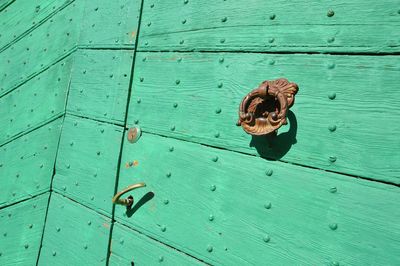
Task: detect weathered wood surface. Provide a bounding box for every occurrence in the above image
[128,52,400,184]
[38,192,110,265]
[0,193,49,266]
[138,0,400,53]
[52,115,123,216]
[67,50,133,124]
[0,0,71,51]
[0,118,62,207]
[77,0,141,48]
[115,132,400,265]
[0,1,80,97]
[110,222,205,265]
[0,56,72,145]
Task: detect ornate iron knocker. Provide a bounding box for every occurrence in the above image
[236,78,299,135]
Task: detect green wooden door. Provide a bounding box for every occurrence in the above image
[0,0,399,265]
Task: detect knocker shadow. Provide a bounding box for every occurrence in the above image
[249,111,297,160]
[126,192,155,218]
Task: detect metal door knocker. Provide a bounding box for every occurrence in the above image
[236,78,298,135]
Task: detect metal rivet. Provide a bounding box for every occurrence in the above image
[215,108,222,114]
[120,238,124,244]
[163,199,169,205]
[177,57,182,62]
[52,251,57,256]
[96,151,101,156]
[328,125,337,132]
[127,127,141,143]
[329,223,338,230]
[28,224,33,229]
[208,214,214,221]
[207,245,213,252]
[180,40,184,44]
[166,172,172,178]
[170,125,175,131]
[328,63,335,69]
[142,57,147,62]
[217,82,223,88]
[140,77,144,82]
[329,156,337,163]
[84,244,88,250]
[160,225,166,232]
[147,22,151,27]
[329,187,337,193]
[331,261,340,266]
[328,92,336,100]
[75,181,79,186]
[56,227,61,232]
[220,38,225,43]
[210,185,216,191]
[169,146,174,152]
[173,103,178,108]
[212,156,218,162]
[182,19,186,24]
[24,244,29,249]
[268,37,275,43]
[90,196,95,200]
[134,119,139,124]
[327,37,335,43]
[221,17,227,22]
[219,57,224,63]
[3,233,7,237]
[264,202,272,209]
[263,235,270,243]
[158,256,164,262]
[87,221,92,226]
[62,186,66,191]
[269,14,276,20]
[214,132,220,138]
[175,79,180,85]
[265,169,273,176]
[183,0,188,4]
[269,59,275,65]
[327,10,335,17]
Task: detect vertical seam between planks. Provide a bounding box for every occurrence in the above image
[35,49,77,265]
[105,0,146,265]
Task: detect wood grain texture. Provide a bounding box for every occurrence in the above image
[67,50,133,124]
[0,56,72,145]
[0,1,81,97]
[0,193,49,266]
[115,131,400,265]
[38,192,110,265]
[110,222,205,266]
[0,0,71,51]
[52,115,123,216]
[77,0,141,48]
[128,52,400,184]
[0,118,63,207]
[138,0,400,53]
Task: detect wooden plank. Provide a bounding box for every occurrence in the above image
[0,118,63,207]
[67,49,133,124]
[128,52,400,184]
[0,193,49,266]
[0,1,82,97]
[115,132,400,265]
[78,0,141,48]
[138,0,400,53]
[0,56,72,145]
[110,222,205,266]
[38,192,110,265]
[52,115,123,216]
[0,0,14,12]
[0,0,71,51]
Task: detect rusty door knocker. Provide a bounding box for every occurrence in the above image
[236,78,298,135]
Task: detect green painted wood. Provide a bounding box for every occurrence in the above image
[0,118,63,207]
[67,50,133,124]
[38,192,110,265]
[0,0,14,12]
[110,222,205,265]
[52,115,123,216]
[0,1,81,97]
[0,0,71,51]
[0,56,72,145]
[115,131,400,265]
[0,193,49,265]
[78,0,141,48]
[128,52,400,184]
[138,0,400,53]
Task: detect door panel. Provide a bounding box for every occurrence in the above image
[0,119,62,207]
[114,131,400,265]
[38,192,110,265]
[138,0,400,53]
[0,193,49,266]
[128,52,400,184]
[67,49,134,125]
[0,56,72,145]
[110,223,205,265]
[52,115,123,216]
